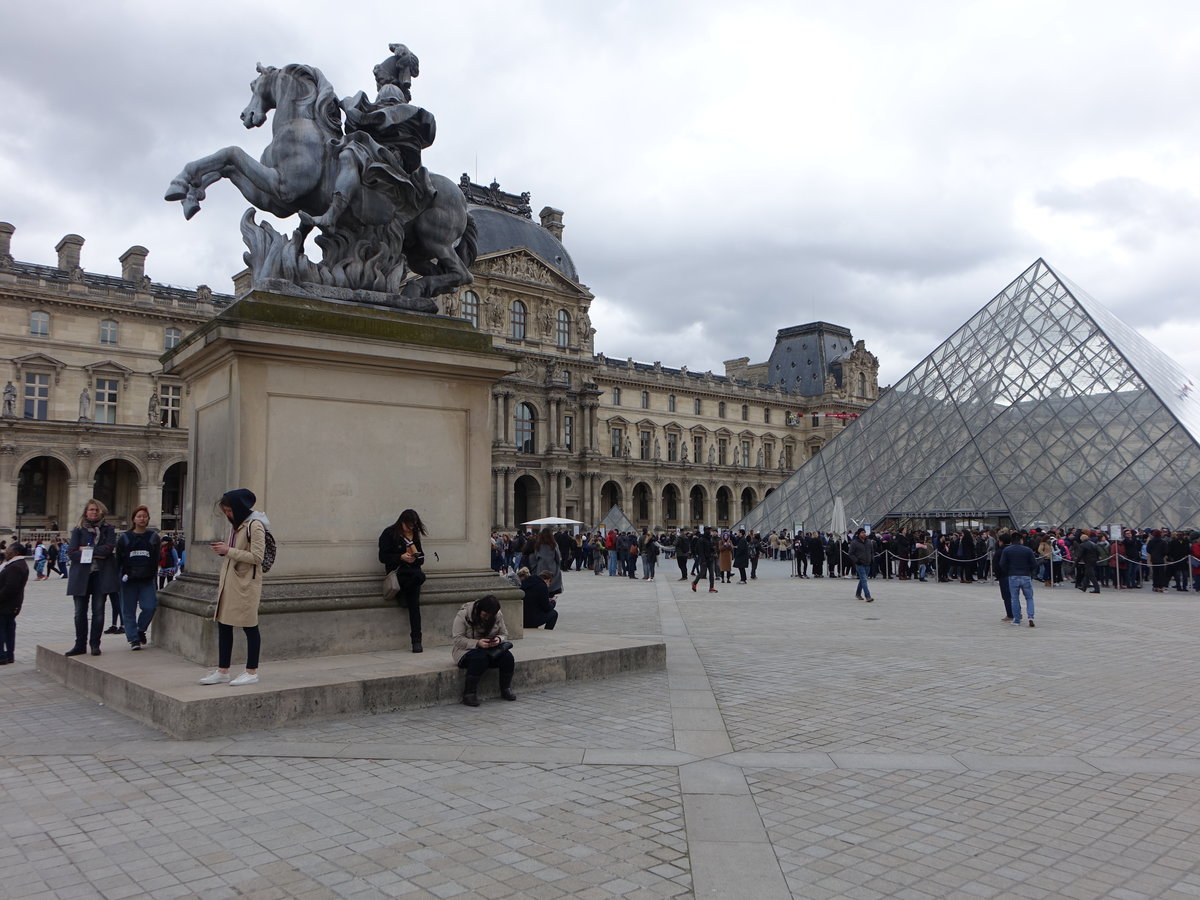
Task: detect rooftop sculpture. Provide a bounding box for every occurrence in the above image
[165,44,475,312]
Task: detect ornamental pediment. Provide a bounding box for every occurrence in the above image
[13,352,67,370]
[476,250,586,295]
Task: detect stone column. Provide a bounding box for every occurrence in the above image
[501,392,512,445]
[0,447,17,533]
[650,479,662,530]
[547,469,558,518]
[493,467,504,529]
[501,467,512,530]
[587,402,598,452]
[493,392,504,444]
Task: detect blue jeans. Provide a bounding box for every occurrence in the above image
[608,551,619,576]
[855,565,872,599]
[1009,575,1034,622]
[121,579,158,644]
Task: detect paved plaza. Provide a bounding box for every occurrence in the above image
[4,560,1200,899]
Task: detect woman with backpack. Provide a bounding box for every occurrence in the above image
[199,489,269,686]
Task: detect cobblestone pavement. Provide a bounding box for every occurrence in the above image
[4,562,1200,898]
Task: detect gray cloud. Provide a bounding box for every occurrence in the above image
[3,0,1199,387]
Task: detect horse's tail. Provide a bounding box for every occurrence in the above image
[456,214,478,269]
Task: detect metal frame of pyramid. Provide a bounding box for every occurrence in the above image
[736,260,1200,532]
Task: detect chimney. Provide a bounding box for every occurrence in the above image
[0,222,13,260]
[539,206,564,242]
[120,245,149,282]
[56,233,84,272]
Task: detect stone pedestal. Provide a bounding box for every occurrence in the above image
[156,290,520,664]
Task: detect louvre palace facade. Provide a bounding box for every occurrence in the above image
[0,179,880,538]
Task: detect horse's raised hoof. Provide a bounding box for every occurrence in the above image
[182,197,202,220]
[164,179,190,202]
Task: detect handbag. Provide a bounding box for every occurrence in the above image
[486,640,514,659]
[382,569,400,602]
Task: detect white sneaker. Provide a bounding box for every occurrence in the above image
[230,672,259,686]
[199,670,231,685]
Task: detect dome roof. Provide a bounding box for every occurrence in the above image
[469,205,578,283]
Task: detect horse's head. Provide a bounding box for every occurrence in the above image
[241,63,278,129]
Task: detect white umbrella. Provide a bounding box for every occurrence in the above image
[521,517,584,527]
[829,496,847,537]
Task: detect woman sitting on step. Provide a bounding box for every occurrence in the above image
[451,594,516,707]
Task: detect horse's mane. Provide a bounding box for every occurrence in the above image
[277,63,343,140]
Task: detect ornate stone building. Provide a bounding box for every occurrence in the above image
[447,180,881,532]
[0,223,228,537]
[0,180,879,537]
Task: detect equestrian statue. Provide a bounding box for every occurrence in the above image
[165,44,475,312]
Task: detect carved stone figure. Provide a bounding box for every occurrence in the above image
[756,448,764,468]
[78,387,91,422]
[165,45,476,311]
[681,442,689,462]
[1,381,15,418]
[624,437,632,458]
[148,390,160,425]
[654,439,661,460]
[708,445,715,465]
[778,451,788,469]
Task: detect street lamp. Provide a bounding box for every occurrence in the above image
[16,503,24,541]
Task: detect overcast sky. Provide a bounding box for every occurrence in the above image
[3,0,1199,387]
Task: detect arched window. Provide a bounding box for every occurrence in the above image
[556,309,571,348]
[718,401,726,419]
[30,311,49,337]
[668,394,677,412]
[461,290,480,328]
[858,372,867,396]
[514,402,536,454]
[741,404,749,421]
[510,300,527,340]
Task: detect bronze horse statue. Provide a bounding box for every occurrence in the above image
[166,63,475,306]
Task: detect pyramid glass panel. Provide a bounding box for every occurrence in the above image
[736,260,1200,532]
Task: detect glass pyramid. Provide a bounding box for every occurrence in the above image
[737,259,1200,532]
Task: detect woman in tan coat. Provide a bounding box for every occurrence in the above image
[200,489,268,686]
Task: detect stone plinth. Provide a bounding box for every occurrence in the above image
[35,632,667,739]
[157,290,520,662]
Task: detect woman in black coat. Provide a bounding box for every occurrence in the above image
[66,499,120,656]
[0,542,29,664]
[379,508,427,652]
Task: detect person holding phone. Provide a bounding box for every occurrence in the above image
[199,489,268,686]
[451,594,516,707]
[378,508,428,653]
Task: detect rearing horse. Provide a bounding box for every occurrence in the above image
[165,63,475,301]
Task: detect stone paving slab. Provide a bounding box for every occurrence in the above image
[7,562,1200,898]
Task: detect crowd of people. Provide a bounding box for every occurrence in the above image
[26,510,1196,705]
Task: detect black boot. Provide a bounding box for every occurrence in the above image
[499,670,516,701]
[462,673,481,707]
